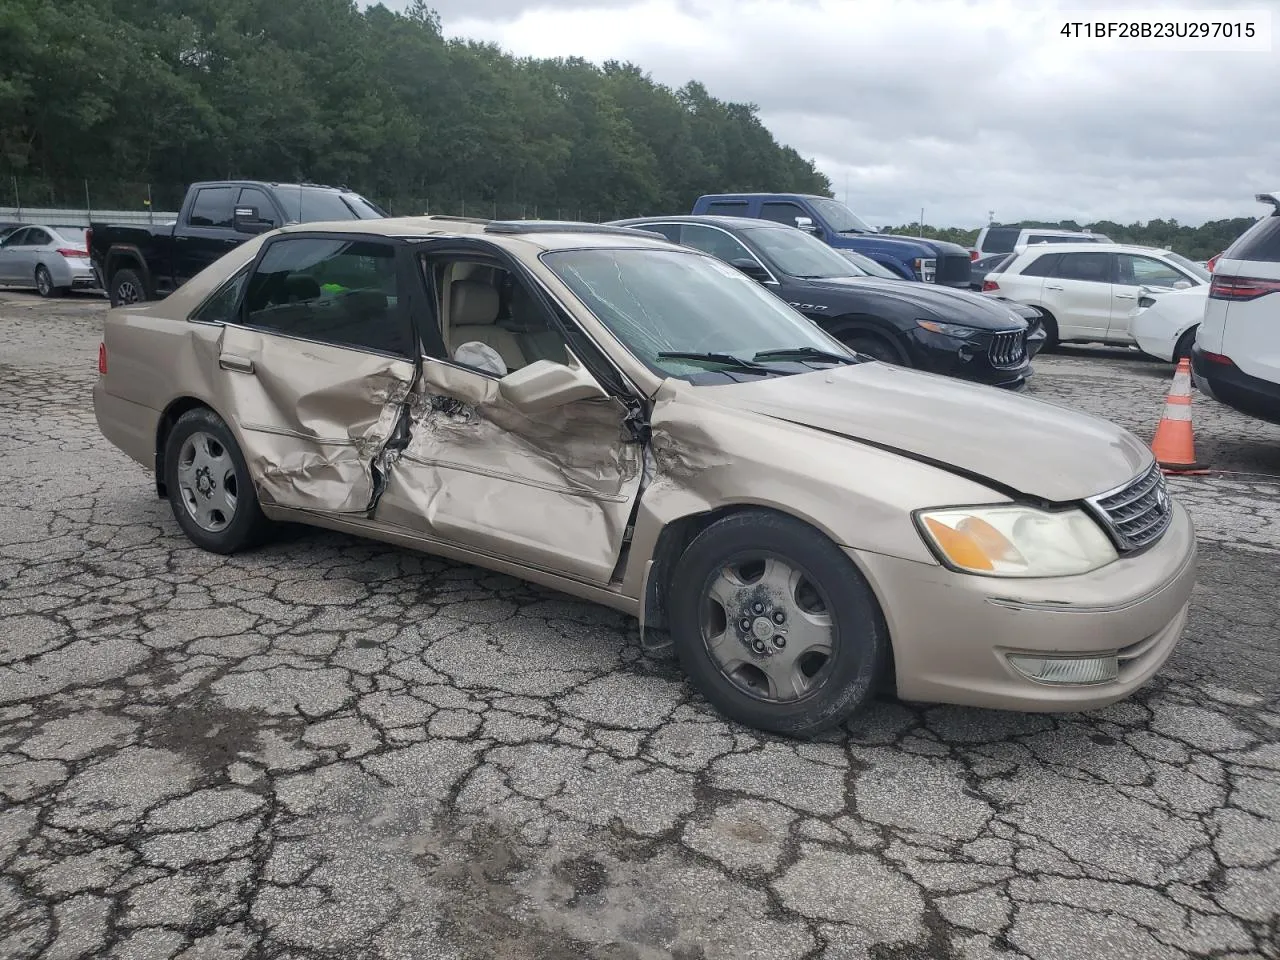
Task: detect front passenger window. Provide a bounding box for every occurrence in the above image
[243,237,412,356]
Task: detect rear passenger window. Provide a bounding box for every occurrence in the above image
[189,187,236,228]
[1225,214,1280,263]
[1054,252,1113,282]
[982,228,1019,253]
[192,267,250,324]
[707,201,749,217]
[243,237,412,356]
[1019,253,1062,277]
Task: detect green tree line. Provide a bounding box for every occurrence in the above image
[887,218,1257,261]
[0,0,830,218]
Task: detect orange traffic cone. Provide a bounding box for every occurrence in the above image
[1151,358,1208,474]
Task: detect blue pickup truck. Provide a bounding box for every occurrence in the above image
[691,193,972,288]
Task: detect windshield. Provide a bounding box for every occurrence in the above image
[809,197,876,234]
[542,247,853,381]
[837,249,901,279]
[746,225,862,279]
[273,187,385,223]
[1164,251,1211,282]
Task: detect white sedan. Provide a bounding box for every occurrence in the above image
[1130,284,1207,363]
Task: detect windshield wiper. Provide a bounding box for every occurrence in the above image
[837,228,869,234]
[656,351,778,373]
[752,347,860,365]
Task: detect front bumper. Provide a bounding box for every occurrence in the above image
[853,500,1196,712]
[910,327,1031,389]
[1192,345,1280,425]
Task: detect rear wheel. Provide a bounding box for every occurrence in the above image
[110,267,148,306]
[35,265,57,298]
[839,329,908,366]
[668,510,888,736]
[163,408,270,554]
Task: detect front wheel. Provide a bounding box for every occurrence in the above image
[163,408,270,554]
[1173,327,1197,364]
[840,330,908,366]
[668,510,889,736]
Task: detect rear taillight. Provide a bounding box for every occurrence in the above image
[982,279,999,292]
[969,250,979,261]
[57,248,88,258]
[1201,350,1235,367]
[98,342,107,375]
[1206,254,1219,273]
[1209,274,1280,301]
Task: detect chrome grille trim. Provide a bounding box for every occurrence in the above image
[1086,463,1174,551]
[987,330,1026,368]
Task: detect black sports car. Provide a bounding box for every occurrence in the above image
[612,215,1041,388]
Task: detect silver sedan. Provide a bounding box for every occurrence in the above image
[0,224,98,297]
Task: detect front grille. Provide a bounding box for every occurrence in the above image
[1087,463,1174,551]
[937,254,971,286]
[987,330,1026,367]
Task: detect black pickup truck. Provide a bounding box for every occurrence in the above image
[88,180,386,305]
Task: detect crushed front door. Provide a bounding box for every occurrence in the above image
[373,358,643,585]
[214,323,415,515]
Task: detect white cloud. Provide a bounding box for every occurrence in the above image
[373,0,1278,227]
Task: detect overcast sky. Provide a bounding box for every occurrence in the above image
[375,0,1277,229]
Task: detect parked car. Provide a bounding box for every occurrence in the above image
[981,242,1209,349]
[0,224,97,297]
[612,215,1035,388]
[88,180,386,306]
[1194,192,1280,424]
[0,222,23,242]
[691,193,973,287]
[93,216,1196,735]
[971,226,1113,260]
[1130,286,1209,363]
[970,251,1012,289]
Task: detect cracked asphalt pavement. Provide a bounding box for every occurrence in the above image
[2,291,1278,959]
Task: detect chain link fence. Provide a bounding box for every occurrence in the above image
[0,177,644,227]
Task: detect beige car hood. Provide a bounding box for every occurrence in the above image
[705,362,1152,503]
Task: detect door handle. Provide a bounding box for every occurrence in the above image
[219,355,255,374]
[1115,293,1136,300]
[1045,284,1064,291]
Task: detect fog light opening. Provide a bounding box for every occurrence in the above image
[1007,653,1119,685]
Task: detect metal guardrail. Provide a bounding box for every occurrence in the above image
[0,208,179,227]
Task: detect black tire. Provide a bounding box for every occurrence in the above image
[668,509,888,736]
[35,265,57,298]
[839,329,908,366]
[1037,311,1060,351]
[163,408,270,554]
[1173,327,1197,364]
[110,267,148,306]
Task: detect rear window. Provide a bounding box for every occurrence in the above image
[1027,234,1094,245]
[981,227,1019,254]
[1018,253,1062,277]
[1224,212,1280,264]
[987,253,1016,275]
[706,201,750,217]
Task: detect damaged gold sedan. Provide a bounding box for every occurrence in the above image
[93,217,1197,734]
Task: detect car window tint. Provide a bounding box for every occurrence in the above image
[1018,253,1062,277]
[1224,214,1280,263]
[706,201,749,217]
[1118,254,1186,287]
[982,227,1019,253]
[677,224,756,264]
[272,186,361,223]
[243,237,411,356]
[189,187,236,228]
[192,267,251,324]
[759,201,809,227]
[630,223,681,242]
[1054,252,1113,282]
[237,187,279,226]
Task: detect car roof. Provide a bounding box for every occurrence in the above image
[613,215,787,231]
[1015,242,1171,256]
[697,193,825,201]
[274,216,679,252]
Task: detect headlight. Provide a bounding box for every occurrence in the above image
[913,257,937,282]
[916,319,980,338]
[915,505,1118,577]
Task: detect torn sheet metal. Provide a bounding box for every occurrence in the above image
[374,359,643,584]
[214,325,414,514]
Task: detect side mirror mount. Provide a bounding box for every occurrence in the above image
[498,359,608,413]
[233,206,274,235]
[794,216,820,235]
[728,258,771,283]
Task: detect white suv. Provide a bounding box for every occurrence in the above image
[981,243,1209,349]
[971,226,1112,260]
[1194,192,1280,424]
